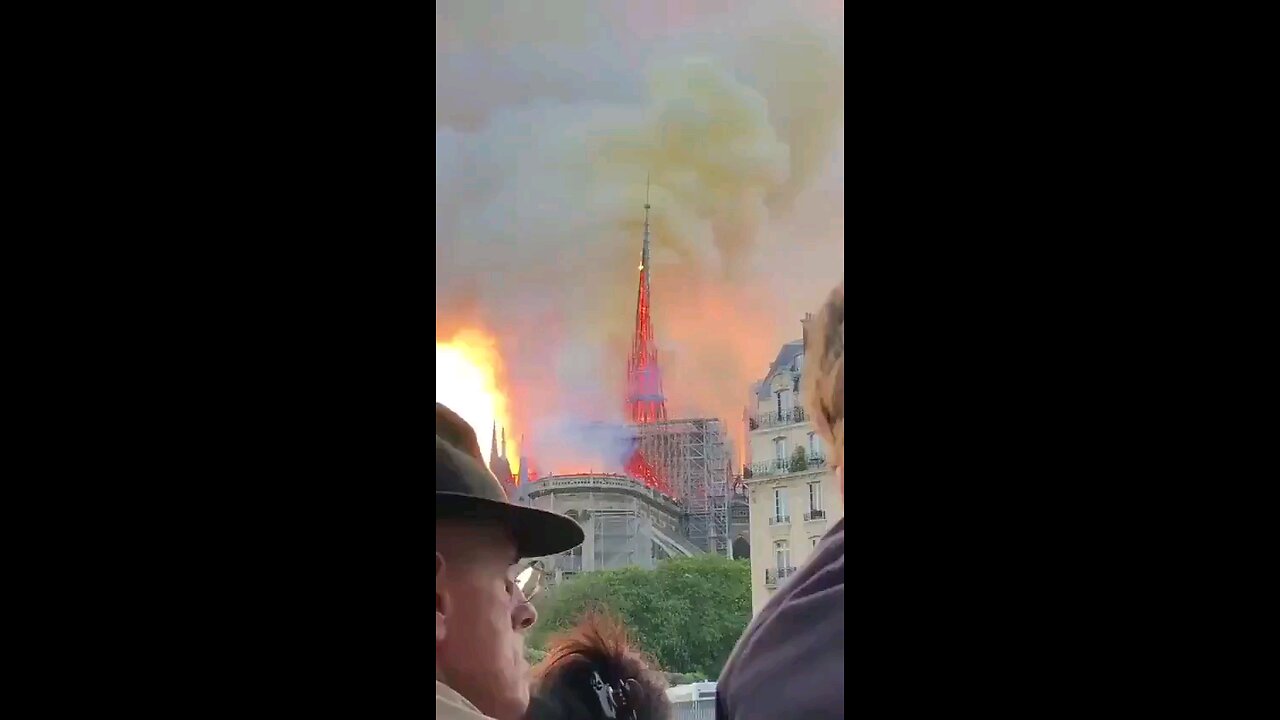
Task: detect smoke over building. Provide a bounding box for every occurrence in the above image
[514,197,749,560]
[436,2,846,473]
[438,1,843,567]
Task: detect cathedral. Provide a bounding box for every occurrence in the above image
[487,423,519,498]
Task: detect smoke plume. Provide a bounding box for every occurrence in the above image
[437,0,844,468]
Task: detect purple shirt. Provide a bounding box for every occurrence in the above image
[717,518,845,719]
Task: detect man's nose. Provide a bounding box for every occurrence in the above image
[514,593,538,630]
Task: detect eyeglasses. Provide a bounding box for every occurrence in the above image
[515,560,545,602]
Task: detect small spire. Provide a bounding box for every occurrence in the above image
[501,427,506,458]
[641,174,652,273]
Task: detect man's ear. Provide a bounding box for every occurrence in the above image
[436,551,448,643]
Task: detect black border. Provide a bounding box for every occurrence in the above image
[66,4,1193,715]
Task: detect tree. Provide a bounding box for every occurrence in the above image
[529,554,751,679]
[790,445,808,472]
[665,671,709,686]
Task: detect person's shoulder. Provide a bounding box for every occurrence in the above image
[786,517,845,597]
[716,519,844,719]
[816,516,845,552]
[435,681,497,720]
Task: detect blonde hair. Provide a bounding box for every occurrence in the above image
[803,281,844,469]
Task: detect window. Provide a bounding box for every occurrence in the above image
[564,545,583,573]
[773,488,787,520]
[773,437,787,462]
[808,481,822,512]
[808,432,818,456]
[774,540,790,570]
[775,389,783,416]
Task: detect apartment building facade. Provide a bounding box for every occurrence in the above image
[743,324,843,614]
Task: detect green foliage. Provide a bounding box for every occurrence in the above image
[790,445,808,472]
[524,646,547,665]
[529,554,751,679]
[665,670,710,686]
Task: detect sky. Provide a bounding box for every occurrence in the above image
[436,0,845,469]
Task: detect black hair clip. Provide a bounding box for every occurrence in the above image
[615,677,635,718]
[588,670,638,720]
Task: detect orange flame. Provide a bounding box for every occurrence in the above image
[436,328,519,470]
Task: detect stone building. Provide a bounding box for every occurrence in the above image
[513,473,704,588]
[742,316,844,614]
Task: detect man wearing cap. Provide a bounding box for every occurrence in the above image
[436,403,585,720]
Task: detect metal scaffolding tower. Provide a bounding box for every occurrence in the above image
[634,418,732,555]
[617,180,729,555]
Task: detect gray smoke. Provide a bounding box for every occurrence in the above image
[436,0,844,463]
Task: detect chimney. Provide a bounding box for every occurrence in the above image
[802,312,814,351]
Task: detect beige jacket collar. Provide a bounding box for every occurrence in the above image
[435,680,497,720]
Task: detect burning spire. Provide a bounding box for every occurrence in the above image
[625,176,668,424]
[623,177,672,496]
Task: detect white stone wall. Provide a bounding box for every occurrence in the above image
[519,474,689,582]
[745,466,841,614]
[744,347,843,615]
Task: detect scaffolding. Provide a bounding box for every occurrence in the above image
[593,508,640,569]
[633,418,732,556]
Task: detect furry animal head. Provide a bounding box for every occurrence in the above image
[527,612,670,720]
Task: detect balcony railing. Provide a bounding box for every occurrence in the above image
[750,407,808,430]
[767,514,790,526]
[765,566,798,586]
[748,453,827,479]
[804,509,826,521]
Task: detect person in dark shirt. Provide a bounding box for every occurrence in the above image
[717,281,845,720]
